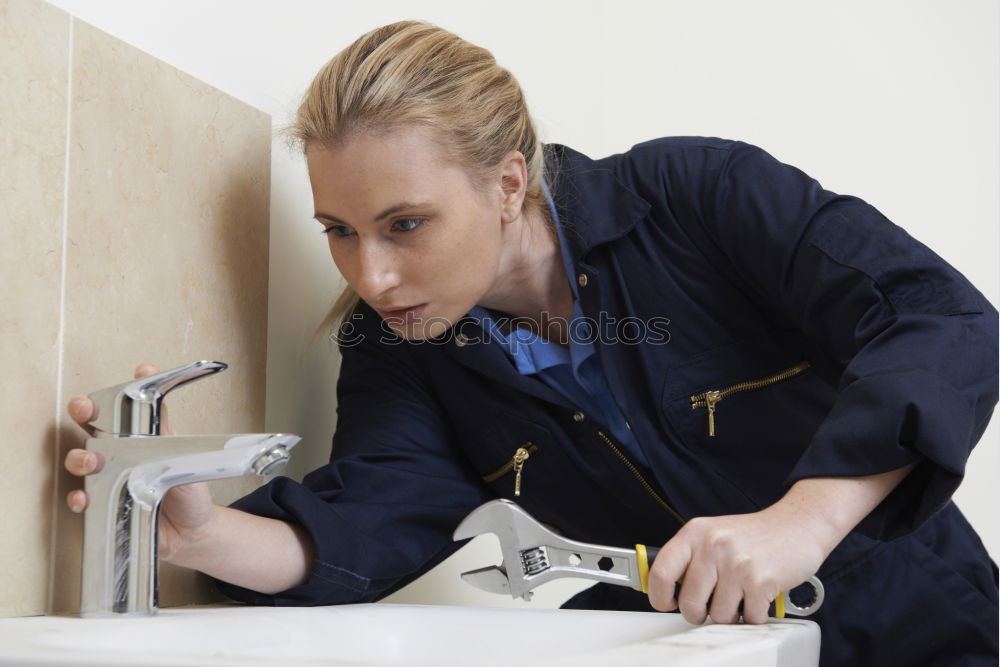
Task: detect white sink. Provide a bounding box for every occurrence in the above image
[0,603,820,666]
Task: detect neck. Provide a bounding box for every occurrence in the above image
[478,201,574,335]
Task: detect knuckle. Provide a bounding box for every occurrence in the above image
[748,574,776,592]
[684,517,707,534]
[648,564,670,587]
[730,552,753,573]
[706,530,733,553]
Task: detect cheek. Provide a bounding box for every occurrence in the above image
[434,223,500,287]
[326,237,340,266]
[417,213,497,272]
[468,217,504,271]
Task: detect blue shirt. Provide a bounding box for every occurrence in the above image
[466,179,650,468]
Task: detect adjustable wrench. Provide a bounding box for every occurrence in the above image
[453,498,824,618]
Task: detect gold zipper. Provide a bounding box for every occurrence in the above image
[482,442,537,497]
[512,448,530,496]
[596,431,685,526]
[690,360,810,437]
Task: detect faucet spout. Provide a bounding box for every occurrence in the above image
[125,433,296,510]
[80,432,300,617]
[78,360,300,617]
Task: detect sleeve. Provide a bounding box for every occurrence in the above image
[213,307,494,605]
[646,137,998,541]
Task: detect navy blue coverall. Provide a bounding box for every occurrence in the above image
[217,137,999,666]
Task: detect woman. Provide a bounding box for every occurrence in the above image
[64,20,997,666]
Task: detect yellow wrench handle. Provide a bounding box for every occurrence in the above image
[635,543,659,594]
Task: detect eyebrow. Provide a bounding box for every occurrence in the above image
[313,201,431,226]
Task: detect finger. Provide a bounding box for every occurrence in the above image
[647,538,692,612]
[67,396,93,424]
[134,362,160,379]
[676,558,716,625]
[64,448,105,476]
[134,363,174,435]
[708,567,745,625]
[742,583,776,625]
[67,489,88,513]
[67,396,96,437]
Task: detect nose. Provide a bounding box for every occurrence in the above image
[353,240,401,300]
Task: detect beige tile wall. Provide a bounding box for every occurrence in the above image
[0,0,69,619]
[1,0,272,617]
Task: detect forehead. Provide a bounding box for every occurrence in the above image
[306,126,466,205]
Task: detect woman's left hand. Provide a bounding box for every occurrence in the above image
[646,502,833,625]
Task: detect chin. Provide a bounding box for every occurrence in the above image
[387,315,451,341]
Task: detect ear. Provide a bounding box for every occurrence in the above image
[497,150,528,225]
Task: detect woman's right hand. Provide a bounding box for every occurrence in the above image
[64,362,218,563]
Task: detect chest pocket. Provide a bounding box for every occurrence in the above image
[481,441,537,498]
[460,412,654,547]
[660,328,838,508]
[463,412,556,504]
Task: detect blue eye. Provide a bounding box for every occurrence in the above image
[320,218,425,239]
[321,225,353,238]
[393,218,425,232]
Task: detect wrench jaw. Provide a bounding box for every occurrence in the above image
[458,553,552,601]
[460,562,536,601]
[459,565,512,596]
[454,499,644,601]
[453,499,544,601]
[454,500,539,600]
[461,556,563,601]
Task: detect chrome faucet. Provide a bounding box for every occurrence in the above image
[79,360,300,617]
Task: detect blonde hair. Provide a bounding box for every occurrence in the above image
[282,20,554,346]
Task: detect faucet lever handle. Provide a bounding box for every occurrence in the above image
[87,360,228,436]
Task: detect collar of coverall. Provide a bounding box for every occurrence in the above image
[540,141,653,264]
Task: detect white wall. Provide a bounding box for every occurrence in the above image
[45,0,999,609]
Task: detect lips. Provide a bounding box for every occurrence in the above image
[377,303,427,321]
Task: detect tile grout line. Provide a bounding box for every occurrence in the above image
[48,13,74,615]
